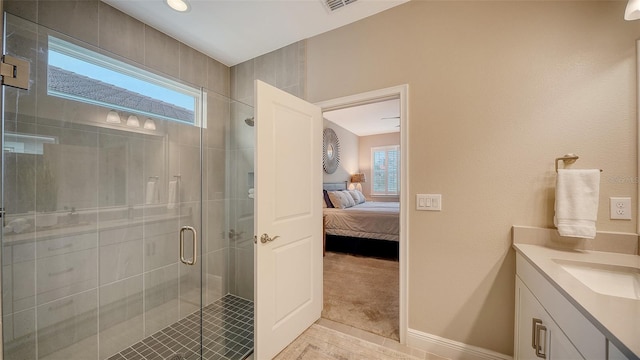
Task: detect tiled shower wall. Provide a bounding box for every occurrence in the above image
[1,0,231,358]
[228,43,307,300]
[0,0,308,357]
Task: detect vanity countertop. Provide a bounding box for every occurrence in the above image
[514,243,640,359]
[2,212,193,245]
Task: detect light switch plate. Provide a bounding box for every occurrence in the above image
[417,194,441,211]
[610,197,632,220]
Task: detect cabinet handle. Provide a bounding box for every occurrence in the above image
[48,267,74,276]
[48,299,73,310]
[534,322,547,359]
[48,243,73,252]
[532,318,542,349]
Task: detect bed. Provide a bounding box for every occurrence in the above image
[323,182,399,259]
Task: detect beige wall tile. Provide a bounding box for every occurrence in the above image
[176,144,200,203]
[232,59,255,104]
[98,275,144,358]
[144,25,180,79]
[143,264,179,336]
[4,0,37,22]
[206,249,229,304]
[208,57,231,97]
[38,0,99,45]
[98,2,144,63]
[179,43,207,88]
[276,42,300,90]
[255,50,277,86]
[234,248,254,300]
[207,147,225,201]
[37,290,98,357]
[178,257,201,317]
[204,92,229,150]
[205,200,226,253]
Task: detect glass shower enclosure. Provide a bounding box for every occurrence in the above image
[1,13,254,360]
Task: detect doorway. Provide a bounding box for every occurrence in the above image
[316,85,409,344]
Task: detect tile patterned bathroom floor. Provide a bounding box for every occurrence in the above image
[107,294,253,360]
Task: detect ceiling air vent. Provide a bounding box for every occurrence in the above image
[324,0,357,12]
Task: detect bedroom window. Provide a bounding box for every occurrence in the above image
[371,145,399,196]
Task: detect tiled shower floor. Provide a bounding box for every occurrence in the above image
[107,294,254,360]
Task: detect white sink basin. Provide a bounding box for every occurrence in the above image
[554,259,640,300]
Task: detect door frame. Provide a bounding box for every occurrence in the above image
[315,84,409,343]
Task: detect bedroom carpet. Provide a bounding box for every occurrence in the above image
[274,323,421,360]
[322,251,399,341]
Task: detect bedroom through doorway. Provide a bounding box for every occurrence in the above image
[317,86,407,343]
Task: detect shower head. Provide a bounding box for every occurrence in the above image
[244,117,255,127]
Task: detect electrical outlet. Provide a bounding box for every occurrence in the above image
[610,197,632,220]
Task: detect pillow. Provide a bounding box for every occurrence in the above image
[348,190,365,204]
[323,190,334,208]
[328,190,354,209]
[327,191,344,209]
[354,189,366,203]
[340,190,356,207]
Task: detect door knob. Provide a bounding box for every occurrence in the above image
[260,233,280,243]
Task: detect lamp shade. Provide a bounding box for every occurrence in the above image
[106,110,121,123]
[143,118,156,130]
[350,173,366,183]
[126,115,140,127]
[625,0,640,20]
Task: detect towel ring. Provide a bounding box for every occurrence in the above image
[555,154,603,173]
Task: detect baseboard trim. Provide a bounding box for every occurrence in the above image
[406,328,513,360]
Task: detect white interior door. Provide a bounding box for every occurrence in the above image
[254,80,323,359]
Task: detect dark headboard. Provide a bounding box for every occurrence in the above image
[323,182,348,191]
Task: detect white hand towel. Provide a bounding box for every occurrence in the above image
[167,180,178,209]
[145,181,158,205]
[554,169,600,239]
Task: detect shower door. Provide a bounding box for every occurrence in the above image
[1,13,206,360]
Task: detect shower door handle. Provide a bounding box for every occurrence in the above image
[179,226,197,265]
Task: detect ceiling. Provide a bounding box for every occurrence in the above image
[101,0,409,67]
[323,99,400,136]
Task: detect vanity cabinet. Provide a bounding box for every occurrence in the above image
[515,277,583,359]
[515,252,623,360]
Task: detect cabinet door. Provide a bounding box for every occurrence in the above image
[608,340,630,360]
[547,322,584,360]
[515,277,584,360]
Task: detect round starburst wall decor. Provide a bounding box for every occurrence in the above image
[323,128,340,174]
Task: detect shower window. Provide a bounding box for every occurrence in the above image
[47,36,203,126]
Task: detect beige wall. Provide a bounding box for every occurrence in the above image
[359,132,401,202]
[307,1,640,356]
[323,119,360,184]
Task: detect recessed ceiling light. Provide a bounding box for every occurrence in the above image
[166,0,190,12]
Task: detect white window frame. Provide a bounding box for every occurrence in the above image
[371,145,400,196]
[47,36,205,127]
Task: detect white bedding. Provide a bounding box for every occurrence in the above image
[323,201,399,241]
